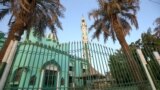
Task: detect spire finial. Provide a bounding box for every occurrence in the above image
[82,14,85,20]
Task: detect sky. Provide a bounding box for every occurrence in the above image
[0,0,160,49]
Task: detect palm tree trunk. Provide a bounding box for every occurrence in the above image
[0,19,25,79]
[0,19,25,62]
[0,0,36,62]
[112,15,144,84]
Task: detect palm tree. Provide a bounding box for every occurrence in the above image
[89,0,144,83]
[0,0,65,61]
[141,28,157,46]
[154,17,160,38]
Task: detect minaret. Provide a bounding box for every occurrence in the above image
[81,17,91,63]
[81,17,88,44]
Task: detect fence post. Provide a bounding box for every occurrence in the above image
[153,51,160,65]
[0,40,14,78]
[0,40,18,90]
[136,49,156,90]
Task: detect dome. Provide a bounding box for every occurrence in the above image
[47,32,58,41]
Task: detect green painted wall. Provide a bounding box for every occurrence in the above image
[4,30,87,90]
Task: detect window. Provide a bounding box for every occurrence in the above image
[44,70,57,87]
[69,76,73,84]
[81,64,87,73]
[82,64,87,69]
[83,69,86,73]
[83,80,86,86]
[29,75,36,85]
[69,62,74,71]
[61,77,65,85]
[69,66,73,71]
[12,68,23,83]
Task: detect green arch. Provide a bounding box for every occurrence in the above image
[41,60,61,71]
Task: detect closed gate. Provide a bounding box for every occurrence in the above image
[4,41,158,90]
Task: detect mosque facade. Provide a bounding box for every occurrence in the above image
[0,18,97,90]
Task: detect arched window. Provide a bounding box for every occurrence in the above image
[12,68,23,83]
[40,60,61,89]
[44,70,57,87]
[12,67,28,84]
[29,75,36,85]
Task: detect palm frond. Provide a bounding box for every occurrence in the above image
[27,0,64,39]
[89,9,101,20]
[0,0,10,5]
[33,16,47,39]
[119,17,132,36]
[89,0,139,44]
[103,23,110,43]
[8,14,14,25]
[49,24,56,33]
[92,21,103,40]
[155,17,160,25]
[110,27,116,43]
[89,19,101,32]
[48,24,59,40]
[0,9,9,20]
[97,0,105,9]
[121,12,138,29]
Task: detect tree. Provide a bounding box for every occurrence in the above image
[154,17,160,39]
[0,0,65,61]
[132,28,160,48]
[109,49,148,86]
[130,29,160,88]
[140,28,158,48]
[109,50,133,86]
[89,0,144,84]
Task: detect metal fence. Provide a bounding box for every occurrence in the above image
[3,41,160,90]
[140,46,160,89]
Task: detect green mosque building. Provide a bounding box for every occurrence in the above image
[1,16,158,90]
[0,18,103,90]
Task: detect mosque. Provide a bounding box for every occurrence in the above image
[0,16,158,90]
[0,17,103,90]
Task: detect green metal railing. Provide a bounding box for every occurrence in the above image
[3,41,159,90]
[140,46,160,89]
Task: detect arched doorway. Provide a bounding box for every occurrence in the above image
[39,60,60,90]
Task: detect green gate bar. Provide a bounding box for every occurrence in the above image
[2,40,159,90]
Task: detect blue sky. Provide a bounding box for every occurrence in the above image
[0,0,160,49]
